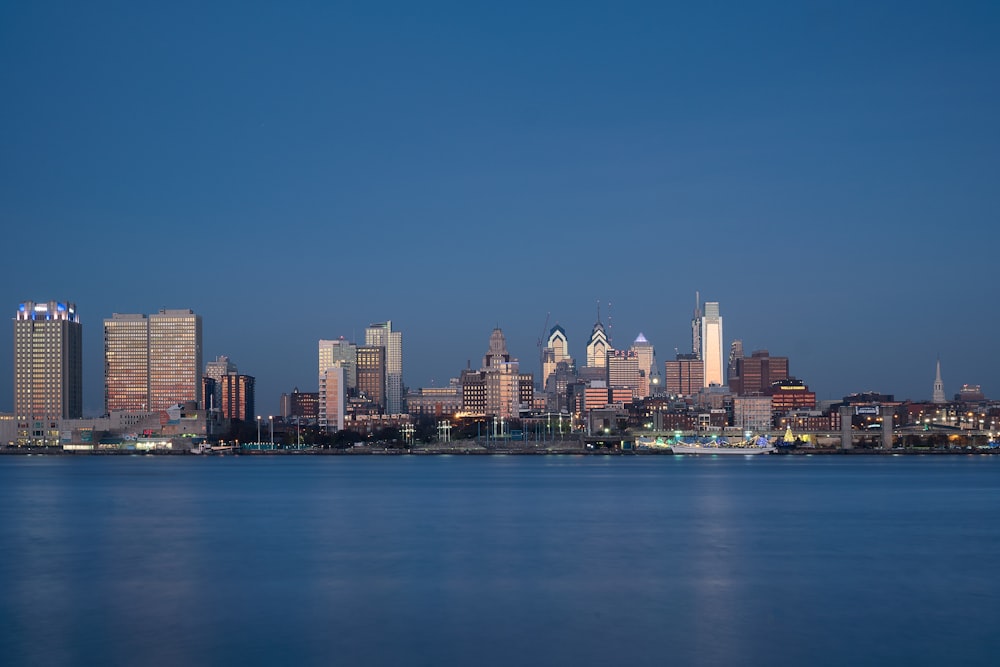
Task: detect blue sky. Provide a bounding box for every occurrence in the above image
[2,1,998,415]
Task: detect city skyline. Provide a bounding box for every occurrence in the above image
[3,296,993,418]
[2,2,997,413]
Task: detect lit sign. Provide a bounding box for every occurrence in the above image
[856,406,879,415]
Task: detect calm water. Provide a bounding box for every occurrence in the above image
[1,454,998,666]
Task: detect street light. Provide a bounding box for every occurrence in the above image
[269,415,274,445]
[256,415,261,443]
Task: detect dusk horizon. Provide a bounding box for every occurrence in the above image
[3,1,997,413]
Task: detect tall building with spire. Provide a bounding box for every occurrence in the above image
[14,301,83,421]
[701,301,724,387]
[541,325,571,390]
[691,292,703,359]
[586,320,611,368]
[932,359,946,404]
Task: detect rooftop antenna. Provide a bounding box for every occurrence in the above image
[607,301,613,345]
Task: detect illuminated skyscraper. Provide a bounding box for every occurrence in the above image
[104,309,203,413]
[318,338,357,391]
[220,373,255,422]
[541,325,570,389]
[204,355,237,412]
[701,301,724,387]
[148,310,202,411]
[691,292,702,359]
[319,366,345,432]
[14,301,83,420]
[365,321,403,414]
[586,320,611,368]
[105,313,150,413]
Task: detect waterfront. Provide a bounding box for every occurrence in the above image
[2,455,998,666]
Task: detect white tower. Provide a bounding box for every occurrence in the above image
[701,301,724,387]
[932,359,946,404]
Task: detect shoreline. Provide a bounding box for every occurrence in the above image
[2,446,997,457]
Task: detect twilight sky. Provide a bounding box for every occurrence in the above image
[2,1,998,416]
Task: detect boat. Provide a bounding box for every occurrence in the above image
[670,435,775,455]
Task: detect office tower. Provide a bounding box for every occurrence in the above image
[932,359,946,404]
[607,349,644,400]
[541,325,571,390]
[104,313,150,413]
[14,301,83,420]
[630,333,655,381]
[220,373,255,421]
[701,301,724,387]
[461,328,534,418]
[149,309,203,410]
[665,354,704,396]
[731,350,790,395]
[365,321,403,414]
[356,345,386,409]
[319,366,345,432]
[691,292,702,359]
[319,337,357,391]
[104,309,203,413]
[204,355,237,411]
[727,339,744,389]
[586,320,611,368]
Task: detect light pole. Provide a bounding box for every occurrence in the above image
[269,415,274,445]
[256,415,261,443]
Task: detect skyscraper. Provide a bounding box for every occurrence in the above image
[318,337,357,391]
[701,301,724,387]
[14,301,83,420]
[104,309,203,413]
[104,313,150,413]
[220,373,255,422]
[691,292,702,359]
[148,310,203,411]
[586,320,611,368]
[356,345,386,409]
[204,355,237,411]
[365,321,403,414]
[541,325,571,390]
[319,366,345,432]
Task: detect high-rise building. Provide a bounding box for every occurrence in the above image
[541,325,571,390]
[665,354,704,396]
[149,309,202,411]
[356,345,386,409]
[586,321,611,368]
[608,349,644,400]
[14,301,83,420]
[460,328,533,419]
[731,350,789,396]
[701,301,724,387]
[932,359,946,404]
[220,373,255,422]
[318,338,357,391]
[204,355,237,411]
[727,339,744,388]
[104,313,150,413]
[691,292,702,359]
[104,309,203,413]
[630,333,655,382]
[365,322,403,414]
[319,366,345,432]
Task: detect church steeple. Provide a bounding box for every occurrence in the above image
[932,358,946,404]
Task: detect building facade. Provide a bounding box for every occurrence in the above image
[665,354,704,396]
[701,301,724,387]
[220,373,255,422]
[14,301,83,422]
[365,321,403,415]
[105,309,203,413]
